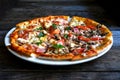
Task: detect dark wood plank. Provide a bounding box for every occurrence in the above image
[0,1,105,30]
[0,4,119,30]
[0,71,120,80]
[20,0,95,2]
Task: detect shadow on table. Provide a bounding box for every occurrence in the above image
[0,0,18,19]
[96,0,120,26]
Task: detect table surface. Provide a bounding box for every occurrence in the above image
[0,0,120,80]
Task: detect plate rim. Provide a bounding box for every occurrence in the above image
[4,27,113,66]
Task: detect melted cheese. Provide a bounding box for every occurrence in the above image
[44,21,52,28]
[17,38,28,43]
[70,43,76,47]
[70,20,85,27]
[30,53,37,58]
[81,53,87,57]
[70,21,77,27]
[56,18,68,25]
[38,45,45,48]
[28,32,39,43]
[78,21,85,25]
[92,42,100,49]
[20,26,27,29]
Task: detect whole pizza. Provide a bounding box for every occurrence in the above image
[10,16,112,60]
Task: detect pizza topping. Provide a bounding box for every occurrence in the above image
[52,24,57,29]
[81,52,87,57]
[72,48,85,54]
[77,25,89,30]
[36,47,46,53]
[10,16,112,60]
[17,38,28,44]
[38,32,46,38]
[78,36,90,42]
[70,42,76,47]
[52,29,60,35]
[65,26,71,30]
[73,27,79,34]
[52,44,64,49]
[87,25,96,30]
[35,27,43,30]
[70,20,85,27]
[91,37,100,41]
[35,40,42,45]
[16,20,104,55]
[92,43,100,49]
[64,34,68,39]
[44,21,52,28]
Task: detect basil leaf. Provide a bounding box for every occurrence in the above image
[36,27,43,30]
[35,40,42,45]
[53,44,64,49]
[65,26,71,30]
[64,34,68,39]
[52,24,57,29]
[38,32,45,38]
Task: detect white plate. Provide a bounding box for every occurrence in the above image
[4,27,113,66]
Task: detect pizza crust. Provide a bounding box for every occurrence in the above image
[96,25,112,53]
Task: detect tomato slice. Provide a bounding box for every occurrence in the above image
[52,29,60,34]
[90,37,103,41]
[19,30,32,39]
[86,49,97,56]
[26,44,37,51]
[27,25,36,29]
[68,32,72,37]
[57,39,65,45]
[78,36,90,42]
[49,26,60,35]
[87,25,96,30]
[77,26,88,30]
[73,48,85,54]
[52,21,60,25]
[90,37,99,41]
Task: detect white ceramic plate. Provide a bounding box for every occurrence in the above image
[4,27,113,66]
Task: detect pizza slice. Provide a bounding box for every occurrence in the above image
[69,16,112,60]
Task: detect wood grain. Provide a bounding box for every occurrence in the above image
[0,72,120,80]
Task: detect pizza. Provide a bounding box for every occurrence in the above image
[9,15,112,60]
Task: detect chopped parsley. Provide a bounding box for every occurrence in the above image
[64,34,68,39]
[65,26,71,30]
[35,40,42,45]
[53,44,64,49]
[38,32,45,38]
[36,27,43,30]
[52,24,57,29]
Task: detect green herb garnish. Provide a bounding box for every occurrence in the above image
[38,32,45,38]
[35,40,42,45]
[64,34,68,39]
[53,44,64,49]
[52,24,57,29]
[65,26,71,30]
[36,27,43,30]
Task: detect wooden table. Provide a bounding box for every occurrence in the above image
[0,0,120,80]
